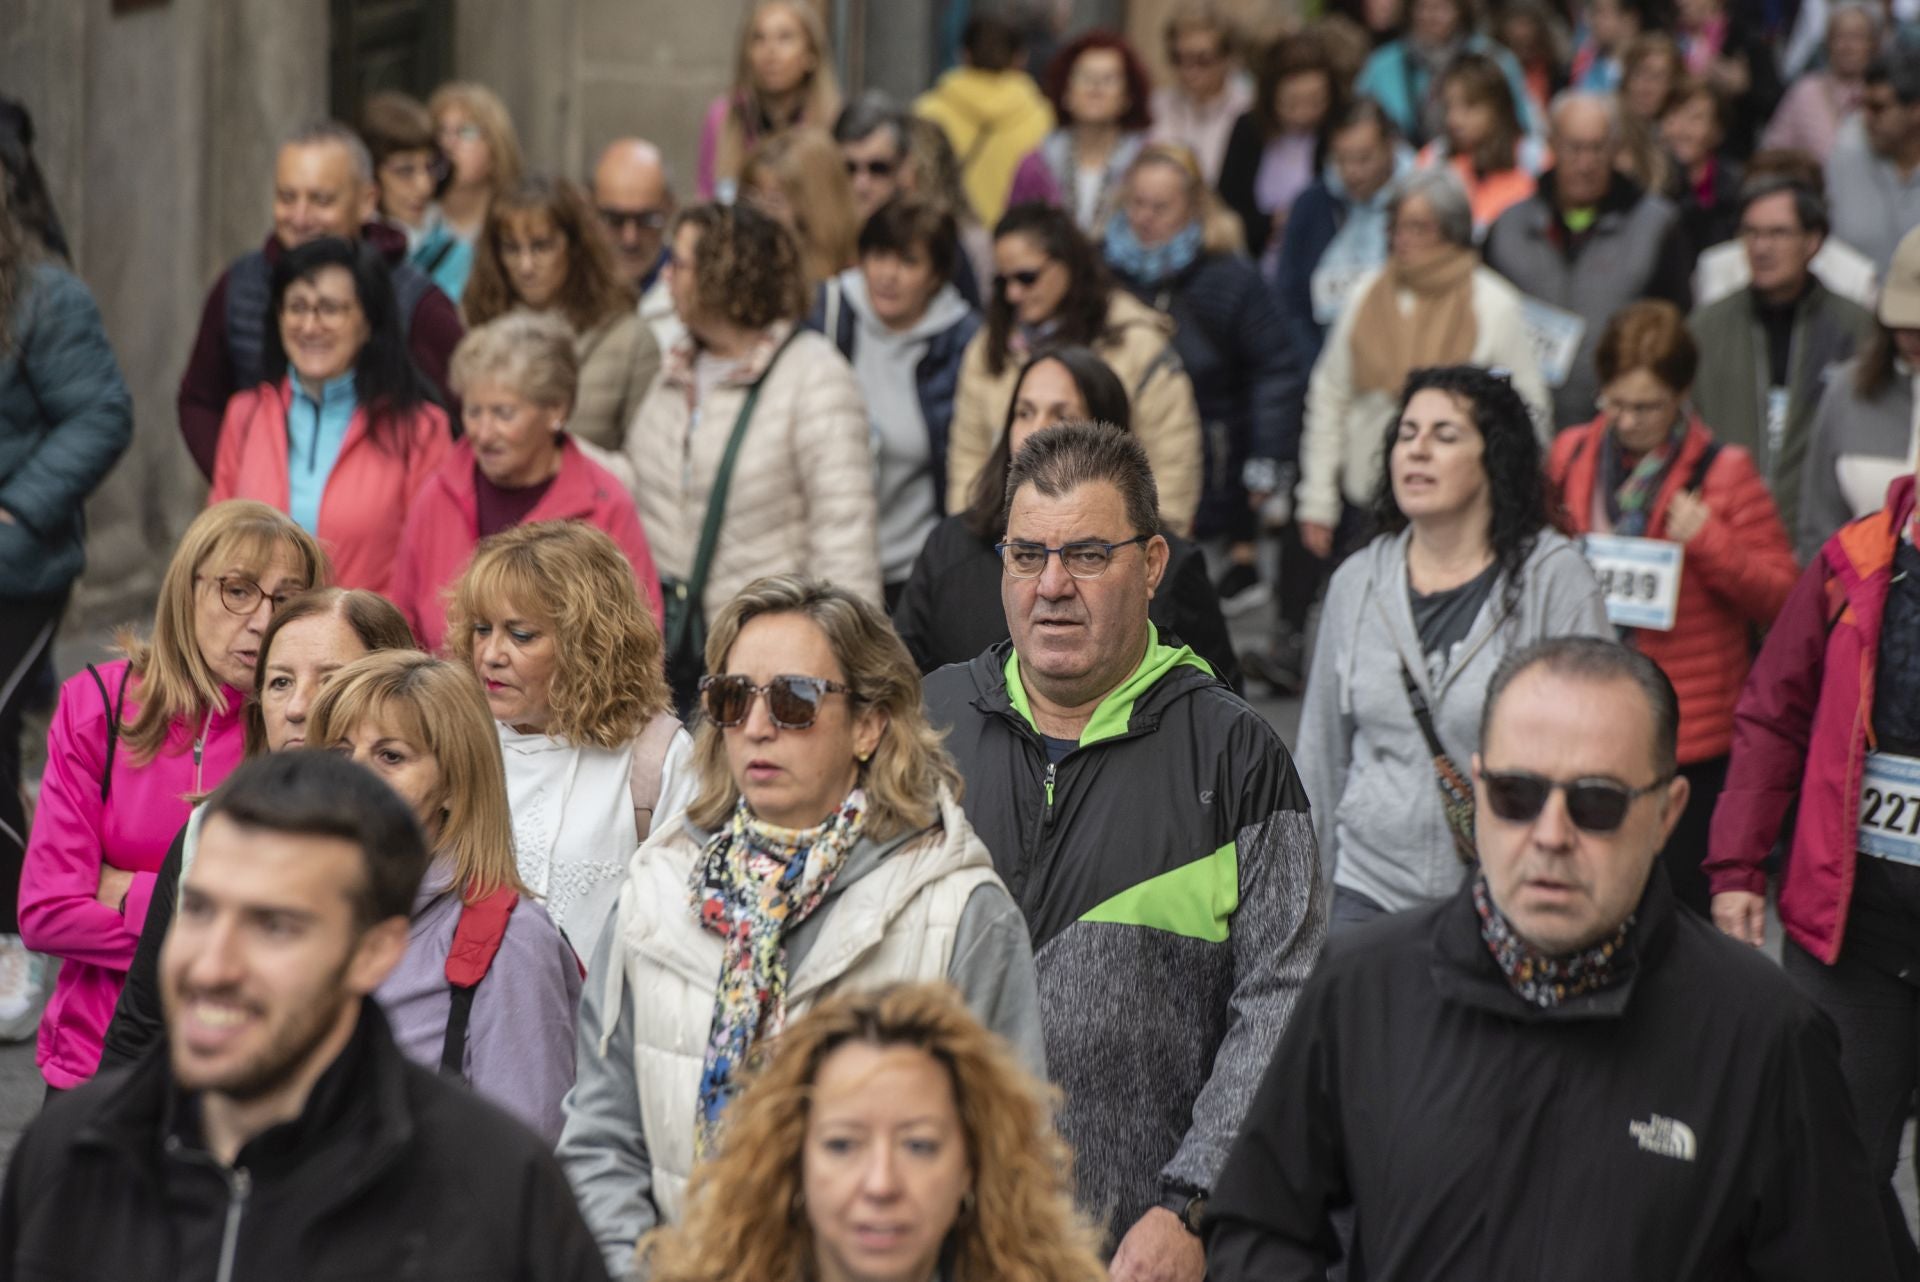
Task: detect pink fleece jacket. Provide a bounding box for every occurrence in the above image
[390,437,664,654]
[19,660,246,1087]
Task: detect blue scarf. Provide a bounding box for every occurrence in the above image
[1103,215,1204,286]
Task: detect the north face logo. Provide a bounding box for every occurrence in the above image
[1628,1114,1697,1162]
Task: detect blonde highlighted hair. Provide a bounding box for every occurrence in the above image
[427,81,524,197]
[1123,141,1246,255]
[688,575,961,841]
[447,521,671,749]
[117,501,330,765]
[641,982,1106,1282]
[715,1,842,193]
[306,651,525,903]
[741,126,860,287]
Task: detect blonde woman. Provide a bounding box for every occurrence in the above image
[310,650,582,1143]
[740,127,860,289]
[643,983,1106,1282]
[698,0,842,203]
[430,81,525,244]
[20,500,327,1090]
[448,521,694,965]
[557,575,1042,1279]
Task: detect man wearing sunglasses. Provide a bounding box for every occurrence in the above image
[590,137,682,356]
[1207,637,1896,1281]
[925,423,1326,1282]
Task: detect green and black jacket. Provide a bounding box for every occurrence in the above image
[925,628,1326,1241]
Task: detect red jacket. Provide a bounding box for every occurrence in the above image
[1548,414,1798,764]
[209,380,450,594]
[391,437,664,654]
[1705,475,1916,963]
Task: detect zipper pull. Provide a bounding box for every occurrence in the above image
[1043,762,1056,814]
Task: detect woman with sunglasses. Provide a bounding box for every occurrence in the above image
[447,521,693,966]
[210,236,450,595]
[895,345,1237,684]
[1546,301,1797,916]
[1705,466,1920,1272]
[947,202,1202,535]
[19,500,327,1090]
[462,176,660,454]
[100,586,417,1070]
[1297,366,1609,933]
[557,574,1042,1277]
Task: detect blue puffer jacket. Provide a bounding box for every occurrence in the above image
[0,262,133,598]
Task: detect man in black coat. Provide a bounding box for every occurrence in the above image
[0,753,609,1282]
[1207,637,1897,1282]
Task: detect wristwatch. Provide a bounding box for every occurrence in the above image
[1159,1186,1209,1237]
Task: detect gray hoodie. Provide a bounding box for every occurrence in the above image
[556,809,1044,1281]
[836,269,974,583]
[1296,528,1610,912]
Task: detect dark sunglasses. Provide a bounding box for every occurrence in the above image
[699,674,852,730]
[1480,769,1671,834]
[994,266,1047,291]
[844,158,898,178]
[598,207,669,233]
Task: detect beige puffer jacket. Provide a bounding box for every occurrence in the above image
[567,309,661,453]
[592,322,882,622]
[945,289,1203,535]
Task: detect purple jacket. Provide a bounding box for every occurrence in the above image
[19,659,246,1088]
[376,859,582,1144]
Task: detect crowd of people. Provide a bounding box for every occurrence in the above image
[6,0,1920,1275]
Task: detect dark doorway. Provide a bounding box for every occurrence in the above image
[329,0,456,120]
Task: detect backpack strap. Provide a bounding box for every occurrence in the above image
[628,712,684,841]
[441,885,519,1078]
[84,663,133,805]
[1685,439,1724,493]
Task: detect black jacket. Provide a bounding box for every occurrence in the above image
[1206,868,1898,1281]
[1219,112,1282,261]
[1,1002,611,1282]
[892,514,1241,689]
[99,820,186,1072]
[1112,252,1296,542]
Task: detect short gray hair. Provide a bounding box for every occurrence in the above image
[449,311,579,410]
[281,120,374,185]
[1547,90,1621,145]
[1389,168,1474,248]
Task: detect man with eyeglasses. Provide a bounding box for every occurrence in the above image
[176,120,464,480]
[590,138,682,356]
[925,422,1325,1282]
[1827,47,1920,274]
[1207,635,1896,1282]
[1688,178,1871,539]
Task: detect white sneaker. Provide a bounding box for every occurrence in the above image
[0,934,46,1043]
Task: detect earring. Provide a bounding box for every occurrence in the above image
[857,752,871,764]
[959,1190,977,1220]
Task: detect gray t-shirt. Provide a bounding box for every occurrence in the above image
[1410,561,1500,677]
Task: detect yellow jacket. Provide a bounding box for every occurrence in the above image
[915,68,1054,226]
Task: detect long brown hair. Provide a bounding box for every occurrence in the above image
[715,1,843,194]
[741,127,860,288]
[242,588,416,757]
[464,176,636,332]
[1440,52,1525,177]
[0,179,29,352]
[116,502,331,764]
[642,982,1107,1282]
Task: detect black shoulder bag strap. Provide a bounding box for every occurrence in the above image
[1400,660,1480,866]
[84,662,133,805]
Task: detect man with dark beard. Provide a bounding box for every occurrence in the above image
[0,752,609,1282]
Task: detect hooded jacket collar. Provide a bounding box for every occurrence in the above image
[838,270,973,346]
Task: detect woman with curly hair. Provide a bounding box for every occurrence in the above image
[447,520,692,964]
[641,982,1104,1282]
[592,201,880,708]
[557,575,1042,1279]
[946,202,1201,534]
[310,650,581,1142]
[1008,30,1156,235]
[1297,365,1608,932]
[391,310,662,654]
[463,176,661,453]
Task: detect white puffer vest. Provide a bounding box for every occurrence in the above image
[598,788,1002,1223]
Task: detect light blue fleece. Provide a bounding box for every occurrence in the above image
[286,372,356,537]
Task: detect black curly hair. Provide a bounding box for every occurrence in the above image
[983,202,1113,377]
[1368,365,1556,620]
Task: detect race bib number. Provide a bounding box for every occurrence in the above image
[1311,260,1374,326]
[1581,534,1683,631]
[1519,297,1587,389]
[1859,752,1920,866]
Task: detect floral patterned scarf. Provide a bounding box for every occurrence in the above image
[1473,873,1633,1009]
[688,788,867,1154]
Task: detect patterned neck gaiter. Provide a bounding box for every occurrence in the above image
[1473,874,1633,1009]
